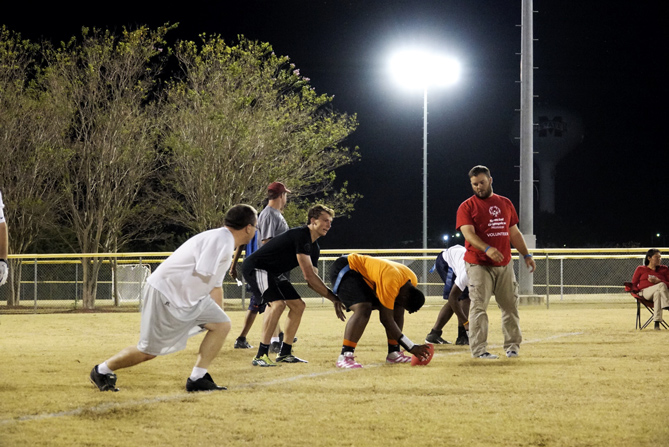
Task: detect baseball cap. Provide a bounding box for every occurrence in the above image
[267,181,291,194]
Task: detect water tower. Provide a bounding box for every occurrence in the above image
[512,105,584,214]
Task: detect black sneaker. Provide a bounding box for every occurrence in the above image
[275,354,308,363]
[655,322,661,331]
[269,341,281,354]
[90,365,119,392]
[455,326,469,345]
[425,333,451,344]
[186,373,227,392]
[234,337,253,349]
[278,332,298,344]
[455,334,469,345]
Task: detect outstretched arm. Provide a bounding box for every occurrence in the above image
[228,246,243,281]
[509,225,536,273]
[447,285,468,326]
[0,222,7,260]
[378,305,430,360]
[0,222,8,286]
[297,253,346,321]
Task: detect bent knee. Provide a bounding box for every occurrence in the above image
[139,351,157,361]
[206,321,231,333]
[352,302,373,318]
[287,299,306,312]
[270,300,287,312]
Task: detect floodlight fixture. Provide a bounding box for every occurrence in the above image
[389,50,460,89]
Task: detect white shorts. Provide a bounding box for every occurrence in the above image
[137,285,230,356]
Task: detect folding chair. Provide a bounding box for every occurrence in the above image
[624,282,669,330]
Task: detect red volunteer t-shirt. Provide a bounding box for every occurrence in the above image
[456,194,519,266]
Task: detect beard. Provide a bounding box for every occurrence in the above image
[475,185,493,199]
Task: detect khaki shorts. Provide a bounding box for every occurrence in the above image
[137,285,230,356]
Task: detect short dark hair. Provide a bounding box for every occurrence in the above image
[644,249,660,266]
[468,165,491,178]
[306,204,334,225]
[404,285,425,314]
[267,190,284,200]
[224,204,257,230]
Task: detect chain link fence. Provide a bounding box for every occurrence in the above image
[0,248,663,314]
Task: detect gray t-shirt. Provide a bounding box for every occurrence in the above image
[257,206,289,243]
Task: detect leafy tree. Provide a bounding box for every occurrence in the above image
[0,27,68,305]
[161,35,360,233]
[43,25,173,308]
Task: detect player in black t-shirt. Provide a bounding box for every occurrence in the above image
[242,204,345,366]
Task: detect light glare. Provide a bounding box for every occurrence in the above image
[390,50,460,89]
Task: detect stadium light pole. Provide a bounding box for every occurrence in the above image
[390,50,459,290]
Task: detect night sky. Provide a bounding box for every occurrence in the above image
[4,1,667,249]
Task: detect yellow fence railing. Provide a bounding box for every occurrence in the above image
[1,247,666,313]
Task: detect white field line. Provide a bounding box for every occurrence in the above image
[0,331,583,426]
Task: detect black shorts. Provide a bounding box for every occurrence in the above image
[330,256,380,311]
[245,269,301,304]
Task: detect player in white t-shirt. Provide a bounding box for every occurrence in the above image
[90,204,258,393]
[425,244,471,346]
[0,191,8,287]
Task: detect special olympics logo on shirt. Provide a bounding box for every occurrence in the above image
[489,206,501,217]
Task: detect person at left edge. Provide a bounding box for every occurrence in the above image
[0,191,8,287]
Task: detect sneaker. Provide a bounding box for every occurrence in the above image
[475,352,499,360]
[234,338,253,349]
[425,333,451,344]
[278,332,299,344]
[90,365,119,392]
[336,352,363,369]
[386,351,412,364]
[654,322,661,331]
[276,354,308,363]
[455,326,469,345]
[186,373,227,392]
[455,334,469,345]
[506,351,519,358]
[252,354,277,367]
[269,341,281,354]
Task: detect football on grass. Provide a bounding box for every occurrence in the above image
[411,343,434,366]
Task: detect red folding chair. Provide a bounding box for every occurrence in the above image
[624,282,669,330]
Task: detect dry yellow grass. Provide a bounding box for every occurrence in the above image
[1,301,668,447]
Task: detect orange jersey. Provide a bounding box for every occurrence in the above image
[347,253,418,309]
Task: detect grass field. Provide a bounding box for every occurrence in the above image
[1,300,668,447]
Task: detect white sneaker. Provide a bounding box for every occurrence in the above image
[475,352,499,359]
[385,351,412,364]
[336,351,362,369]
[506,351,519,358]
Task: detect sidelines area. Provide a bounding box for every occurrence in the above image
[0,331,583,427]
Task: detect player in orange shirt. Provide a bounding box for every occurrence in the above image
[329,253,432,368]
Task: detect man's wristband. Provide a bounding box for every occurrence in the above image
[484,246,491,253]
[523,254,533,259]
[398,334,415,351]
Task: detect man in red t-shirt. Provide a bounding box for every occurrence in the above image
[456,165,536,359]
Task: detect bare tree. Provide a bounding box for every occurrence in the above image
[0,27,68,305]
[162,36,360,233]
[43,25,172,309]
